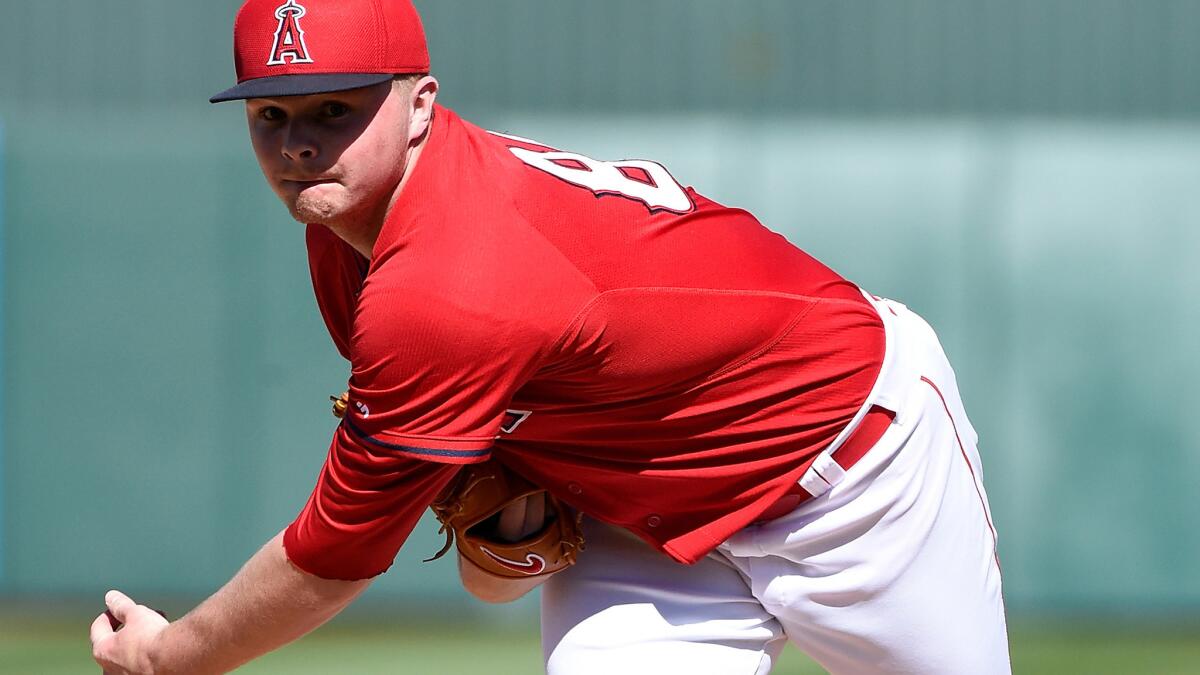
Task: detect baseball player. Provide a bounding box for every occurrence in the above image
[89,0,1010,673]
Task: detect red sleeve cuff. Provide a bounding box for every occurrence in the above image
[341,418,493,465]
[282,429,462,580]
[283,522,391,581]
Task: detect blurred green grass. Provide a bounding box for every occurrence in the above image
[3,616,1199,674]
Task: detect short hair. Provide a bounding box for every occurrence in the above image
[392,73,428,92]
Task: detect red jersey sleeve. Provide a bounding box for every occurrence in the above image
[285,245,585,578]
[283,425,460,580]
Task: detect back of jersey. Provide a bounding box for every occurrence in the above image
[460,117,887,562]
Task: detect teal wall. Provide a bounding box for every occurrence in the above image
[1,1,1198,615]
[4,1,1200,117]
[2,110,1197,612]
[0,122,6,586]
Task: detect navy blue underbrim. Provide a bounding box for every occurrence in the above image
[209,73,395,103]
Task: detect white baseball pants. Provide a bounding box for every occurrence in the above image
[541,298,1010,674]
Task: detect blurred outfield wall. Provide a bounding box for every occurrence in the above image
[1,1,1198,616]
[1,110,1197,615]
[6,0,1200,117]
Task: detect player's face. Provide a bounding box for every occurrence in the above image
[245,81,414,233]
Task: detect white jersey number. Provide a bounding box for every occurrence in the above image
[508,146,694,213]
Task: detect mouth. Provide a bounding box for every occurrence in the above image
[281,177,338,189]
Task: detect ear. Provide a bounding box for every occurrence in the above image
[408,75,440,144]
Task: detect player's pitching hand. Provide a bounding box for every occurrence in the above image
[89,590,169,674]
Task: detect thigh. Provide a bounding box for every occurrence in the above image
[541,518,785,675]
[723,322,1010,674]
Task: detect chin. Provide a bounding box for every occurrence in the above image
[288,194,345,225]
[276,180,349,223]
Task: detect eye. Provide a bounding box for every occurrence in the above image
[321,102,351,119]
[258,106,285,122]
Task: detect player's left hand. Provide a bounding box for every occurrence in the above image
[89,589,169,674]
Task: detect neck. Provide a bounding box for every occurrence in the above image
[326,131,430,260]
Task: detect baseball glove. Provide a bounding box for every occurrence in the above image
[425,459,585,579]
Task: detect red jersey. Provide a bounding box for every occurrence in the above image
[284,106,885,579]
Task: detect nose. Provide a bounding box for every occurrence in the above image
[281,122,318,161]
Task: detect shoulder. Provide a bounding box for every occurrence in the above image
[350,240,595,370]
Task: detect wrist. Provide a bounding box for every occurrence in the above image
[145,621,194,675]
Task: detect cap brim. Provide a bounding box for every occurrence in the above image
[209,73,395,103]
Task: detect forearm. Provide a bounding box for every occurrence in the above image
[150,531,370,674]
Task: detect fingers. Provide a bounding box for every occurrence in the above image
[91,591,131,667]
[104,590,136,623]
[89,610,116,645]
[495,493,549,542]
[523,492,546,538]
[497,497,527,543]
[91,590,170,675]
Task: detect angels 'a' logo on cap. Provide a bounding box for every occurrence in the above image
[267,0,314,66]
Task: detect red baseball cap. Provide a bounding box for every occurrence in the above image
[210,0,429,103]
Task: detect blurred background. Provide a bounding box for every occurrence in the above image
[2,1,1198,673]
